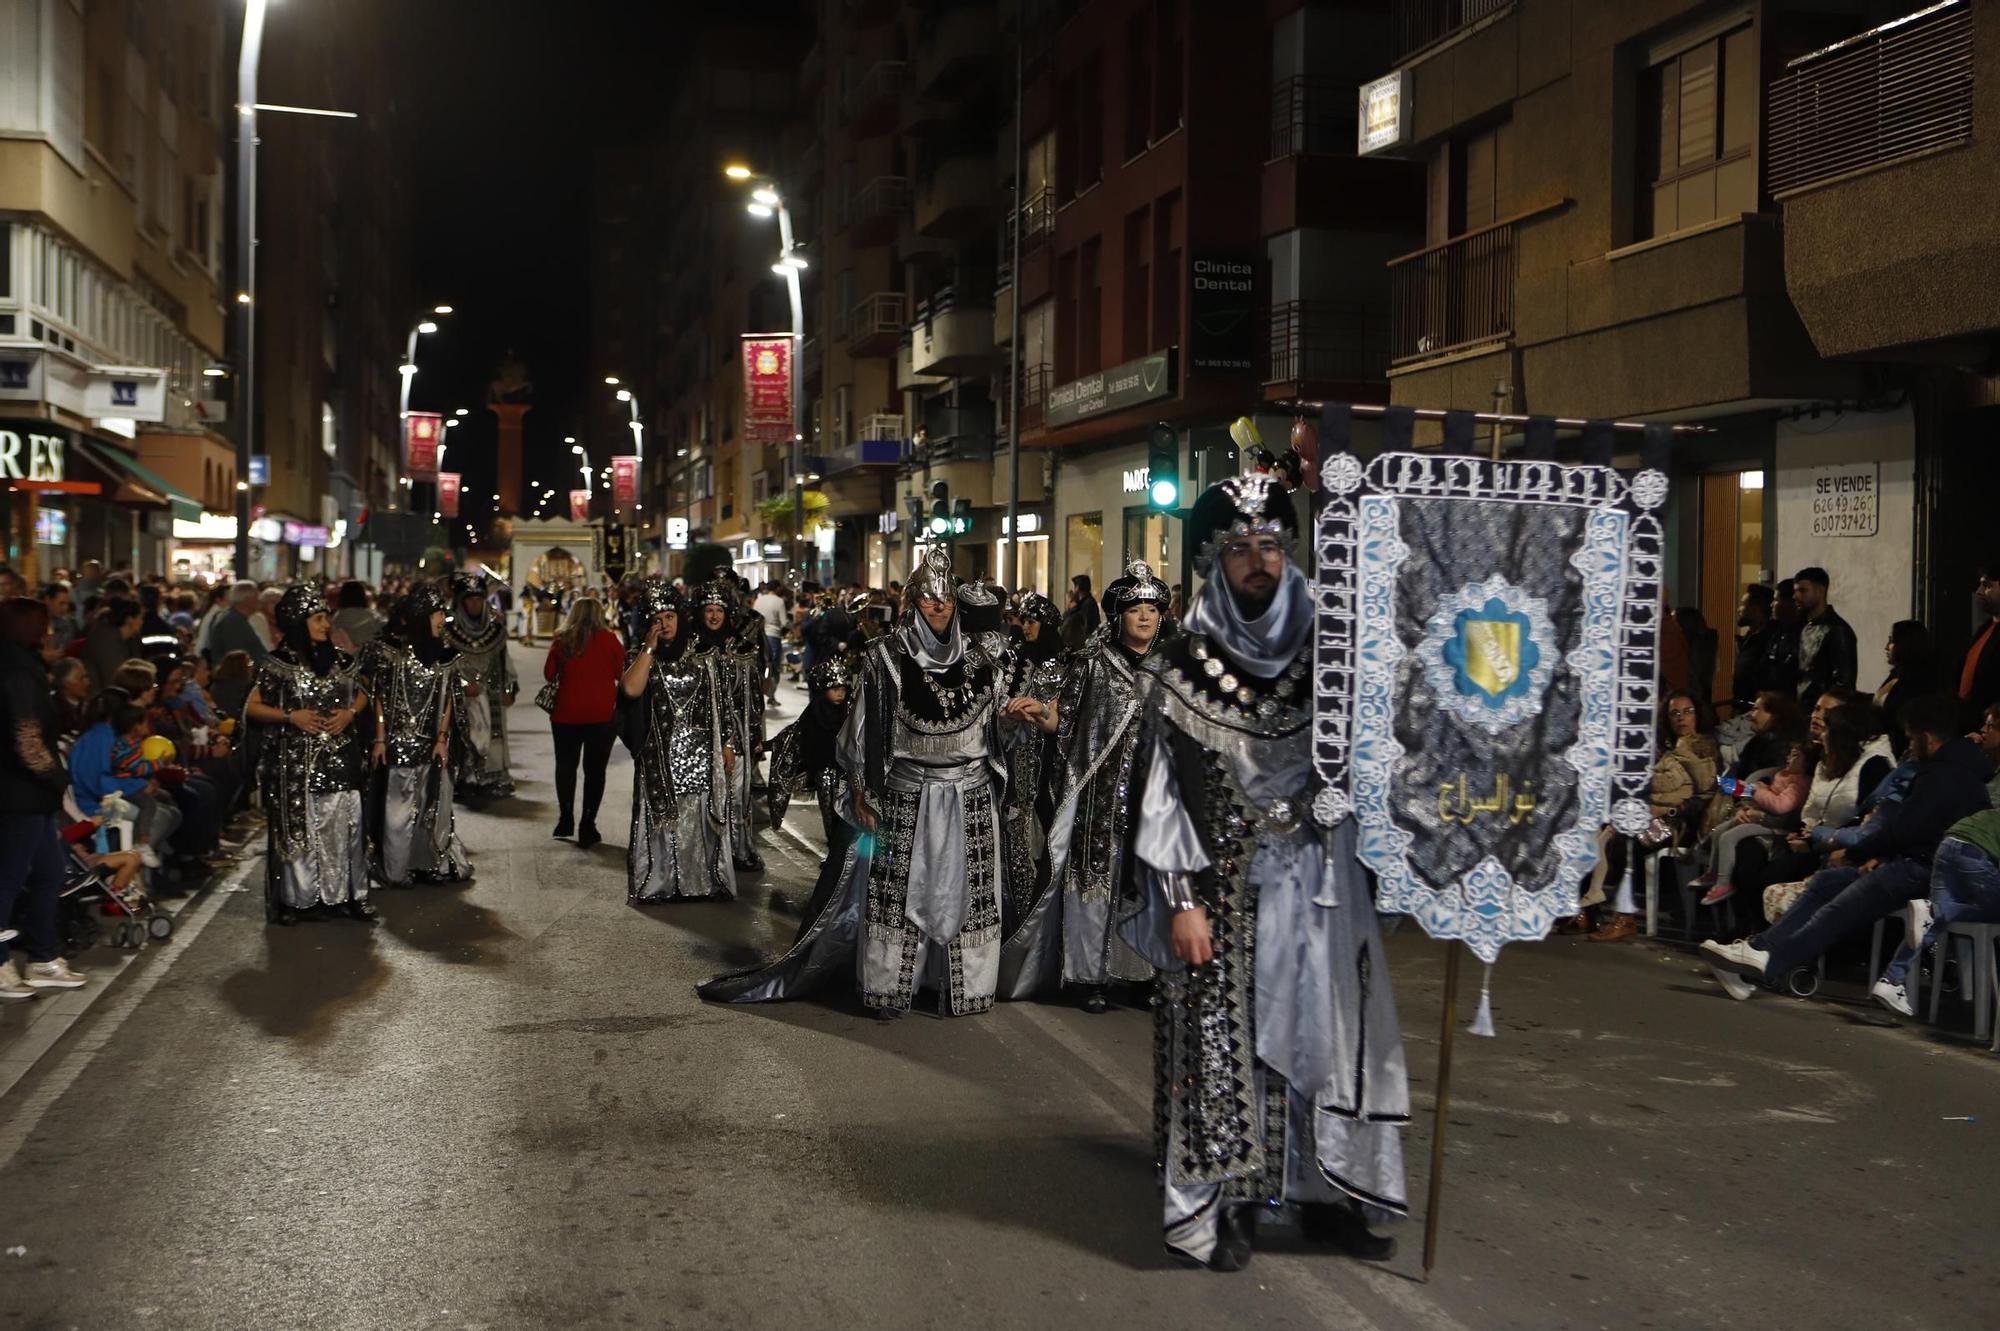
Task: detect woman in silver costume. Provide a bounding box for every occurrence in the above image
[443,571,518,800]
[362,582,472,886]
[996,591,1070,920]
[622,583,738,902]
[689,582,765,873]
[245,585,374,925]
[1000,561,1167,1009]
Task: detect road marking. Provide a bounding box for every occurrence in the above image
[0,856,251,1172]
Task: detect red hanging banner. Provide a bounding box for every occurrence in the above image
[569,490,591,522]
[437,472,461,519]
[405,413,443,481]
[741,335,795,445]
[611,456,640,509]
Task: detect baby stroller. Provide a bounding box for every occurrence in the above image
[55,812,173,956]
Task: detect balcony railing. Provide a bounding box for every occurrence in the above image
[1019,363,1053,432]
[843,60,909,134]
[846,293,908,354]
[1269,76,1359,160]
[1388,216,1517,363]
[1394,0,1511,59]
[1767,0,1974,198]
[1265,302,1391,385]
[846,175,911,244]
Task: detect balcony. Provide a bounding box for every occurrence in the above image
[897,334,945,391]
[824,435,904,477]
[1767,0,1974,198]
[909,293,999,377]
[845,293,907,356]
[846,175,911,246]
[843,61,909,137]
[1388,215,1517,364]
[915,3,994,97]
[1017,363,1054,433]
[915,154,998,240]
[1016,186,1053,251]
[1264,302,1391,390]
[1394,0,1512,61]
[801,335,822,388]
[1269,76,1358,161]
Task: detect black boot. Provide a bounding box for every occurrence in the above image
[553,815,574,839]
[1081,986,1109,1014]
[577,824,601,850]
[1299,1202,1397,1261]
[1211,1204,1256,1272]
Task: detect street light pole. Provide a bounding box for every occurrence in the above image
[232,0,267,580]
[729,165,809,586]
[1004,0,1025,591]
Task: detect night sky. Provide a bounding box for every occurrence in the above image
[399,2,717,531]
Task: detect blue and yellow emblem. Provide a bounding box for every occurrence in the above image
[1442,598,1540,709]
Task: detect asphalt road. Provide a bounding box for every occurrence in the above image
[0,645,1995,1330]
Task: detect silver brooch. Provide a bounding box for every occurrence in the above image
[1235,686,1255,705]
[1218,673,1238,693]
[1204,658,1225,678]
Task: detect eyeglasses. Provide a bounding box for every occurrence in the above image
[1669,707,1698,719]
[1221,538,1287,564]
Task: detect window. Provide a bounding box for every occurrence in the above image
[1125,13,1153,160]
[1066,512,1104,596]
[1122,208,1149,359]
[1152,191,1181,351]
[1636,23,1756,241]
[1123,505,1169,577]
[1054,250,1078,380]
[1078,238,1102,375]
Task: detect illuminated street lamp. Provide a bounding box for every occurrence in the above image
[723,161,808,581]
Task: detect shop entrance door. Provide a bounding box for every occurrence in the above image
[1699,469,1766,707]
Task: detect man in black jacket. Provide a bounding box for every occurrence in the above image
[1703,694,1993,994]
[1793,566,1858,711]
[1733,583,1798,706]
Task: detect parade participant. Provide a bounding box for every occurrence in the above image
[1126,474,1407,1272]
[622,582,737,902]
[1000,562,1168,1009]
[362,581,472,886]
[245,585,373,924]
[691,582,765,873]
[957,578,1011,660]
[842,546,1010,1018]
[697,660,862,1004]
[444,572,518,799]
[996,591,1068,920]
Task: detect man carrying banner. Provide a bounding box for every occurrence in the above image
[1125,473,1408,1272]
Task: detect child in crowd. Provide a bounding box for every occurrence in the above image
[1691,740,1810,907]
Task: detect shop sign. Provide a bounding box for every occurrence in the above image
[1122,467,1151,494]
[0,423,67,482]
[1358,69,1412,155]
[283,522,329,548]
[1045,351,1176,429]
[738,538,761,564]
[0,352,43,400]
[84,368,166,422]
[878,510,899,534]
[250,517,283,543]
[762,541,785,557]
[665,517,690,551]
[248,454,270,486]
[999,513,1043,534]
[1189,253,1259,374]
[1810,462,1880,538]
[741,335,796,444]
[35,507,65,545]
[172,513,238,542]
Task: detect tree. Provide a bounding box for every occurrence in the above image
[683,542,731,585]
[756,489,831,533]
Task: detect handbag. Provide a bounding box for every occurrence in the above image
[535,646,564,715]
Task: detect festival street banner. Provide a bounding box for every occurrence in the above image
[569,489,591,522]
[1311,418,1664,961]
[611,456,639,509]
[741,335,794,445]
[437,472,461,519]
[405,412,443,481]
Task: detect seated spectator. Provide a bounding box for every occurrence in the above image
[1872,801,2000,1015]
[1873,619,1936,756]
[1740,703,1896,921]
[209,650,255,724]
[68,692,179,860]
[1691,740,1809,907]
[1703,695,1994,998]
[48,658,91,743]
[1570,688,1718,940]
[1710,689,1806,825]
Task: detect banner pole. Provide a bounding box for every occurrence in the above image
[1422,940,1463,1279]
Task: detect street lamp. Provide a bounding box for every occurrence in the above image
[398,307,451,419]
[572,442,593,499]
[724,162,808,583]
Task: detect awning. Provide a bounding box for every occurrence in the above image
[70,438,203,522]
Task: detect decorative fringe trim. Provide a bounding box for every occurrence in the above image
[1467,963,1496,1038]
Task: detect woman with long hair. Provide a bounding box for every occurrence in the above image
[245,585,373,924]
[544,595,625,848]
[361,580,471,886]
[1873,619,1935,755]
[621,582,736,902]
[0,597,90,997]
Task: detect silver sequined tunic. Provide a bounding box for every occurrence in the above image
[254,649,368,909]
[628,647,734,901]
[361,638,470,884]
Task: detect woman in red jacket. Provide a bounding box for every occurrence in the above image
[544,597,625,848]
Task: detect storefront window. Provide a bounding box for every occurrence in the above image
[1066,511,1103,596]
[1123,505,1170,580]
[1698,468,1767,704]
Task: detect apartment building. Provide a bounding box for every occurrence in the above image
[1360,0,1997,694]
[0,0,234,580]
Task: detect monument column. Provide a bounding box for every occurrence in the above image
[488,401,530,514]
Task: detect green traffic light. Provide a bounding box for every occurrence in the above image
[1150,478,1178,509]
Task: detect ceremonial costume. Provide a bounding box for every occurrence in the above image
[254,586,371,922]
[1127,475,1408,1270]
[362,582,472,886]
[1001,565,1166,1000]
[839,549,1010,1015]
[625,584,736,902]
[998,592,1068,921]
[443,573,518,799]
[692,584,767,873]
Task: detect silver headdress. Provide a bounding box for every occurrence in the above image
[274,583,329,635]
[805,658,855,692]
[908,545,955,604]
[1188,473,1299,574]
[1102,559,1170,617]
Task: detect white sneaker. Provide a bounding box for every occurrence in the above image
[137,845,161,869]
[1711,966,1760,1001]
[1904,900,1933,953]
[0,928,16,943]
[0,960,37,1001]
[1698,937,1771,977]
[1870,977,1914,1018]
[23,958,87,989]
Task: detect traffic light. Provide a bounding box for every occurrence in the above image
[951,498,973,536]
[1147,424,1180,512]
[928,480,951,536]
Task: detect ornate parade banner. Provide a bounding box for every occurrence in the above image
[569,489,591,522]
[437,472,461,519]
[611,456,639,509]
[1312,445,1665,961]
[741,335,795,445]
[405,412,443,481]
